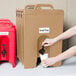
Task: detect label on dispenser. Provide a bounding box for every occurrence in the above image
[0,32,9,35]
[39,27,50,33]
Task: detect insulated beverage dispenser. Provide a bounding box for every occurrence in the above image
[0,19,15,68]
[16,4,64,68]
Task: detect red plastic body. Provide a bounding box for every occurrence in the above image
[0,19,15,68]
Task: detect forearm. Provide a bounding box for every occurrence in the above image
[54,46,76,62]
[54,26,76,42]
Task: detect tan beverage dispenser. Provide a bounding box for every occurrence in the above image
[16,4,64,68]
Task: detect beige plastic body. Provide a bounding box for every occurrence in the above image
[16,4,64,68]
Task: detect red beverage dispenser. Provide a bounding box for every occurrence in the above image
[0,19,15,68]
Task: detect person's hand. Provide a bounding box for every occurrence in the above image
[41,57,57,67]
[42,38,57,47]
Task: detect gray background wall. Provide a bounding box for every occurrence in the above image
[0,0,76,50]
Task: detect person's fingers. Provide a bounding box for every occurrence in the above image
[41,61,45,64]
[42,39,49,45]
[45,62,49,67]
[42,41,48,46]
[41,60,47,67]
[43,59,51,67]
[42,60,46,63]
[43,62,48,67]
[44,43,51,47]
[42,60,48,66]
[43,64,48,67]
[41,61,47,67]
[43,59,48,64]
[44,44,49,46]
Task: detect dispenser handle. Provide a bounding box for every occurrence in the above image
[35,4,54,10]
